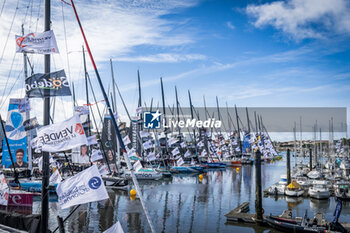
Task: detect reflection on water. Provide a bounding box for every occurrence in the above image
[30,155,350,232]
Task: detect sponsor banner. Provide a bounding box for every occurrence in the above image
[36,115,88,152]
[16,30,59,54]
[171,147,180,156]
[56,165,109,209]
[87,135,98,145]
[142,140,153,150]
[91,149,103,162]
[71,145,90,164]
[17,99,30,113]
[133,160,142,172]
[101,114,117,161]
[49,169,62,184]
[23,117,39,131]
[74,106,89,115]
[0,174,9,206]
[177,157,184,166]
[1,99,28,168]
[26,70,71,98]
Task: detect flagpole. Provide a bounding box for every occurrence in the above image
[41,0,51,232]
[69,1,156,232]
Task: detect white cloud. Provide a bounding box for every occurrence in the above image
[115,53,206,63]
[226,21,235,30]
[246,0,350,40]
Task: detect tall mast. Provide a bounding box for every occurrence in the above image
[246,107,250,133]
[83,46,90,137]
[188,90,197,157]
[235,105,242,154]
[299,116,303,157]
[137,70,142,159]
[160,78,168,160]
[110,59,116,112]
[41,0,50,231]
[175,86,181,140]
[293,122,297,166]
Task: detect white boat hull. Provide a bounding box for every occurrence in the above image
[308,189,330,199]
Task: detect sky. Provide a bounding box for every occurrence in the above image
[0,0,350,141]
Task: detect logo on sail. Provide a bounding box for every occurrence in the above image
[143,110,161,129]
[75,123,84,135]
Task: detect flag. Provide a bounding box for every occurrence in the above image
[139,131,150,138]
[147,152,157,162]
[127,148,137,158]
[123,135,131,145]
[133,160,142,172]
[167,137,178,147]
[184,150,191,158]
[91,149,103,162]
[177,157,184,166]
[36,114,88,152]
[143,140,153,150]
[23,117,39,131]
[197,141,204,148]
[56,165,109,209]
[171,147,180,156]
[136,106,143,114]
[49,169,62,183]
[16,30,59,54]
[99,165,109,176]
[103,220,124,233]
[17,99,30,113]
[180,141,187,148]
[74,106,90,115]
[87,135,98,145]
[200,149,207,157]
[0,174,9,206]
[235,147,240,152]
[26,70,72,98]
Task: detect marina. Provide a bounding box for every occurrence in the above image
[0,0,349,232]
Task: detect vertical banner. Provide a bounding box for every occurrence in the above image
[101,114,117,162]
[1,99,28,168]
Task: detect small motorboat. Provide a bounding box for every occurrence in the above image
[334,181,350,200]
[308,180,330,199]
[285,180,304,197]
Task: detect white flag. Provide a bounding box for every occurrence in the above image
[200,149,207,157]
[136,106,143,114]
[133,160,143,172]
[0,174,9,206]
[147,152,157,162]
[143,140,153,150]
[103,220,124,233]
[177,157,184,166]
[197,141,204,148]
[74,106,89,115]
[168,137,178,147]
[184,150,191,158]
[139,131,150,138]
[87,135,98,145]
[56,165,109,209]
[16,30,59,54]
[172,147,180,156]
[91,149,103,162]
[36,115,88,152]
[127,148,137,158]
[180,142,187,148]
[123,135,131,145]
[49,169,62,184]
[235,147,241,152]
[99,165,109,176]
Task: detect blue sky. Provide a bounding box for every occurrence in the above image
[0,0,349,140]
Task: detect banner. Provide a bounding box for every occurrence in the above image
[142,140,153,150]
[16,30,59,54]
[184,150,191,158]
[23,117,39,131]
[101,114,117,161]
[74,106,89,115]
[37,115,88,152]
[147,152,156,162]
[87,135,98,145]
[133,160,142,172]
[167,137,178,147]
[180,141,187,148]
[177,157,184,166]
[1,99,28,168]
[26,70,72,98]
[139,131,150,138]
[0,174,9,206]
[171,147,180,156]
[56,165,108,209]
[17,99,30,113]
[91,149,103,162]
[123,135,131,145]
[49,169,62,184]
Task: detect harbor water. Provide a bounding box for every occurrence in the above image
[31,153,350,232]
